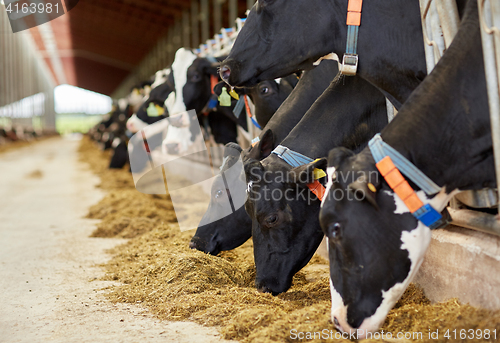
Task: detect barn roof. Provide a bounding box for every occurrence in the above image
[27,0,247,96]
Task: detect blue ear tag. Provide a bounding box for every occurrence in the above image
[207,95,218,110]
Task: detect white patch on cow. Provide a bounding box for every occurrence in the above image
[321,166,336,208]
[274,78,281,84]
[165,92,176,112]
[152,68,171,89]
[129,91,143,108]
[329,278,358,337]
[166,48,198,115]
[118,98,128,111]
[341,187,459,338]
[112,137,121,148]
[246,180,253,193]
[126,114,148,133]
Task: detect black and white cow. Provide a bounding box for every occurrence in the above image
[127,71,173,133]
[213,73,300,128]
[161,48,239,155]
[244,73,388,295]
[220,0,430,109]
[190,60,338,255]
[319,1,491,337]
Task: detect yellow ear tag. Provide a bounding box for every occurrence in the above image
[368,183,377,193]
[229,88,240,100]
[219,87,232,107]
[147,103,164,117]
[155,104,165,116]
[312,159,327,179]
[313,168,327,180]
[133,88,140,96]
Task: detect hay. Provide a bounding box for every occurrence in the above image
[80,136,500,342]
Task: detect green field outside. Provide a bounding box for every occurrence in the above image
[56,114,104,134]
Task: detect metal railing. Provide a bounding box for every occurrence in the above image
[420,0,500,237]
[0,7,56,132]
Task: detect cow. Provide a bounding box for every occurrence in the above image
[214,73,300,128]
[219,0,430,109]
[190,60,338,255]
[161,48,240,155]
[244,73,388,296]
[318,1,491,338]
[127,72,173,133]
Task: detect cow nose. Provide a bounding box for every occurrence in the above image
[220,65,231,81]
[255,280,273,294]
[188,240,197,249]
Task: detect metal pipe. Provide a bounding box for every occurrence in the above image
[247,0,254,11]
[478,0,500,214]
[449,208,500,237]
[229,0,237,27]
[191,0,200,48]
[200,0,209,42]
[213,0,222,35]
[183,10,191,48]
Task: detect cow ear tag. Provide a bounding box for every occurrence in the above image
[219,87,232,107]
[229,88,240,100]
[367,183,377,193]
[147,103,164,117]
[312,159,327,180]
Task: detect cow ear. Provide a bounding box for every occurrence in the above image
[257,129,274,159]
[327,147,355,169]
[288,158,328,186]
[348,173,379,209]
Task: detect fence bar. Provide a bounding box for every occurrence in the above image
[200,0,210,43]
[213,0,222,35]
[191,0,200,49]
[478,0,500,213]
[229,0,237,27]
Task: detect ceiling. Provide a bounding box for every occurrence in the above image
[28,0,245,96]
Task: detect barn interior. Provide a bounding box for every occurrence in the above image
[1,1,500,342]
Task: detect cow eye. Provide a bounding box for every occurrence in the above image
[190,72,202,83]
[260,86,270,95]
[328,223,342,239]
[265,213,279,227]
[214,189,224,199]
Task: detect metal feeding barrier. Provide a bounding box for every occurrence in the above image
[419,0,500,237]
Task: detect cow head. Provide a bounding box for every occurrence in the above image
[190,143,252,255]
[319,147,453,338]
[244,130,326,295]
[127,80,173,133]
[162,48,220,155]
[220,0,340,87]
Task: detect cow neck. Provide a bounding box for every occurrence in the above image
[327,0,426,109]
[376,3,494,193]
[280,74,387,160]
[263,61,339,145]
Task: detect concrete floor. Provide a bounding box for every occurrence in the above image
[0,137,229,343]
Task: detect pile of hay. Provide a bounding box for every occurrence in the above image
[80,136,500,342]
